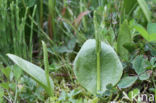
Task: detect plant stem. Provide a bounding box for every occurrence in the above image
[40,0,43,28]
[48,0,56,39]
[42,41,53,96]
[29,5,37,62]
[96,43,101,92]
[13,81,18,103]
[80,0,87,31]
[152,73,156,101]
[94,11,101,92]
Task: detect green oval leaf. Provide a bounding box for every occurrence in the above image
[74,39,123,94]
[7,54,54,94]
[118,76,138,89]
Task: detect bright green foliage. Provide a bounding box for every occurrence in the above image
[134,24,149,40]
[134,23,156,42]
[118,76,138,89]
[74,39,123,94]
[128,88,140,101]
[117,21,132,61]
[7,54,54,96]
[137,0,151,22]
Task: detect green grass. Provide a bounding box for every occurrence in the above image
[0,0,37,64]
[0,0,156,102]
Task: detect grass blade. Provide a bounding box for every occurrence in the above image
[137,0,151,22]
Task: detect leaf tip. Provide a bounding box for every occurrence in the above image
[6,53,13,58]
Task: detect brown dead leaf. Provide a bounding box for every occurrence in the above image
[73,10,90,27]
[61,7,67,16]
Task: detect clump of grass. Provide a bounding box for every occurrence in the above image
[0,0,37,64]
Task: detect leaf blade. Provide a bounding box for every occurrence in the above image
[132,55,147,75]
[134,24,149,41]
[74,39,123,94]
[117,21,132,61]
[7,54,54,93]
[137,0,151,22]
[118,76,138,89]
